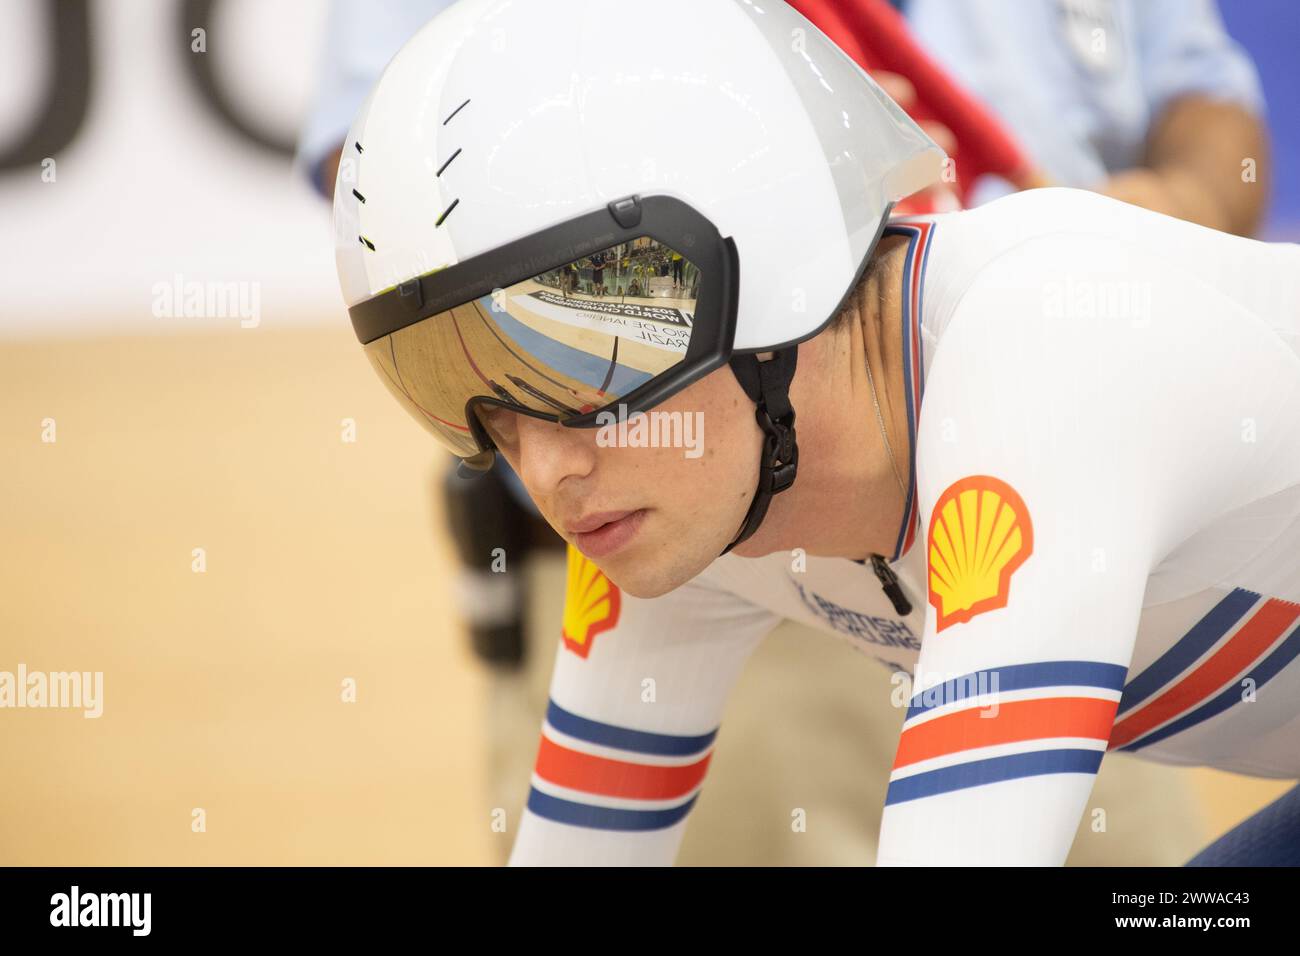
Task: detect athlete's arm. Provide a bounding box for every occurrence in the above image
[508,546,778,865]
[877,226,1297,864]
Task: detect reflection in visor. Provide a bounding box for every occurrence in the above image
[363,237,700,457]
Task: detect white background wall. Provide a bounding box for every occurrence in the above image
[0,0,342,337]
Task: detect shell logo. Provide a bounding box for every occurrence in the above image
[927,475,1033,632]
[562,545,622,658]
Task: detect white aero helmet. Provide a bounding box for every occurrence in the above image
[335,0,944,551]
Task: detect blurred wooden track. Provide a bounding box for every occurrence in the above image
[0,325,493,864]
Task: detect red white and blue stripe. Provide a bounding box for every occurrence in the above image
[1110,588,1300,752]
[526,699,717,831]
[883,220,935,562]
[885,660,1126,805]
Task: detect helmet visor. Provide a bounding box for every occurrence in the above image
[363,236,703,457]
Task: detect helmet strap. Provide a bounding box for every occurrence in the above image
[722,347,800,554]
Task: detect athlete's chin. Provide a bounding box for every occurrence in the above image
[604,565,694,599]
[592,523,718,599]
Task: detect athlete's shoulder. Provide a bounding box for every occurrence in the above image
[901,189,1145,343]
[935,187,1155,248]
[952,186,1273,257]
[976,185,1120,215]
[889,188,1132,271]
[892,186,1122,228]
[979,185,1148,223]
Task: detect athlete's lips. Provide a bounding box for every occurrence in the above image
[566,510,638,534]
[567,509,648,558]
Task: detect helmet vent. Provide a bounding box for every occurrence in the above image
[352,189,366,203]
[436,148,462,178]
[435,198,460,227]
[358,236,375,251]
[354,141,363,154]
[443,98,471,125]
[434,101,469,227]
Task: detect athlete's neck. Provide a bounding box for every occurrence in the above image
[730,235,913,562]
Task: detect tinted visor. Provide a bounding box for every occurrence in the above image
[364,236,702,457]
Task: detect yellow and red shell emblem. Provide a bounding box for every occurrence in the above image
[927,475,1033,632]
[562,545,621,658]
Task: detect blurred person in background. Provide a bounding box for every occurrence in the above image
[884,0,1268,235]
[299,0,1269,865]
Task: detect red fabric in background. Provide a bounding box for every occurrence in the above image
[788,0,1036,209]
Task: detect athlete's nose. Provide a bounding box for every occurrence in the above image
[513,415,597,497]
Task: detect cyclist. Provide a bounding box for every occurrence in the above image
[334,0,1300,864]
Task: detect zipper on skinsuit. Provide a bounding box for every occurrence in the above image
[870,553,912,616]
